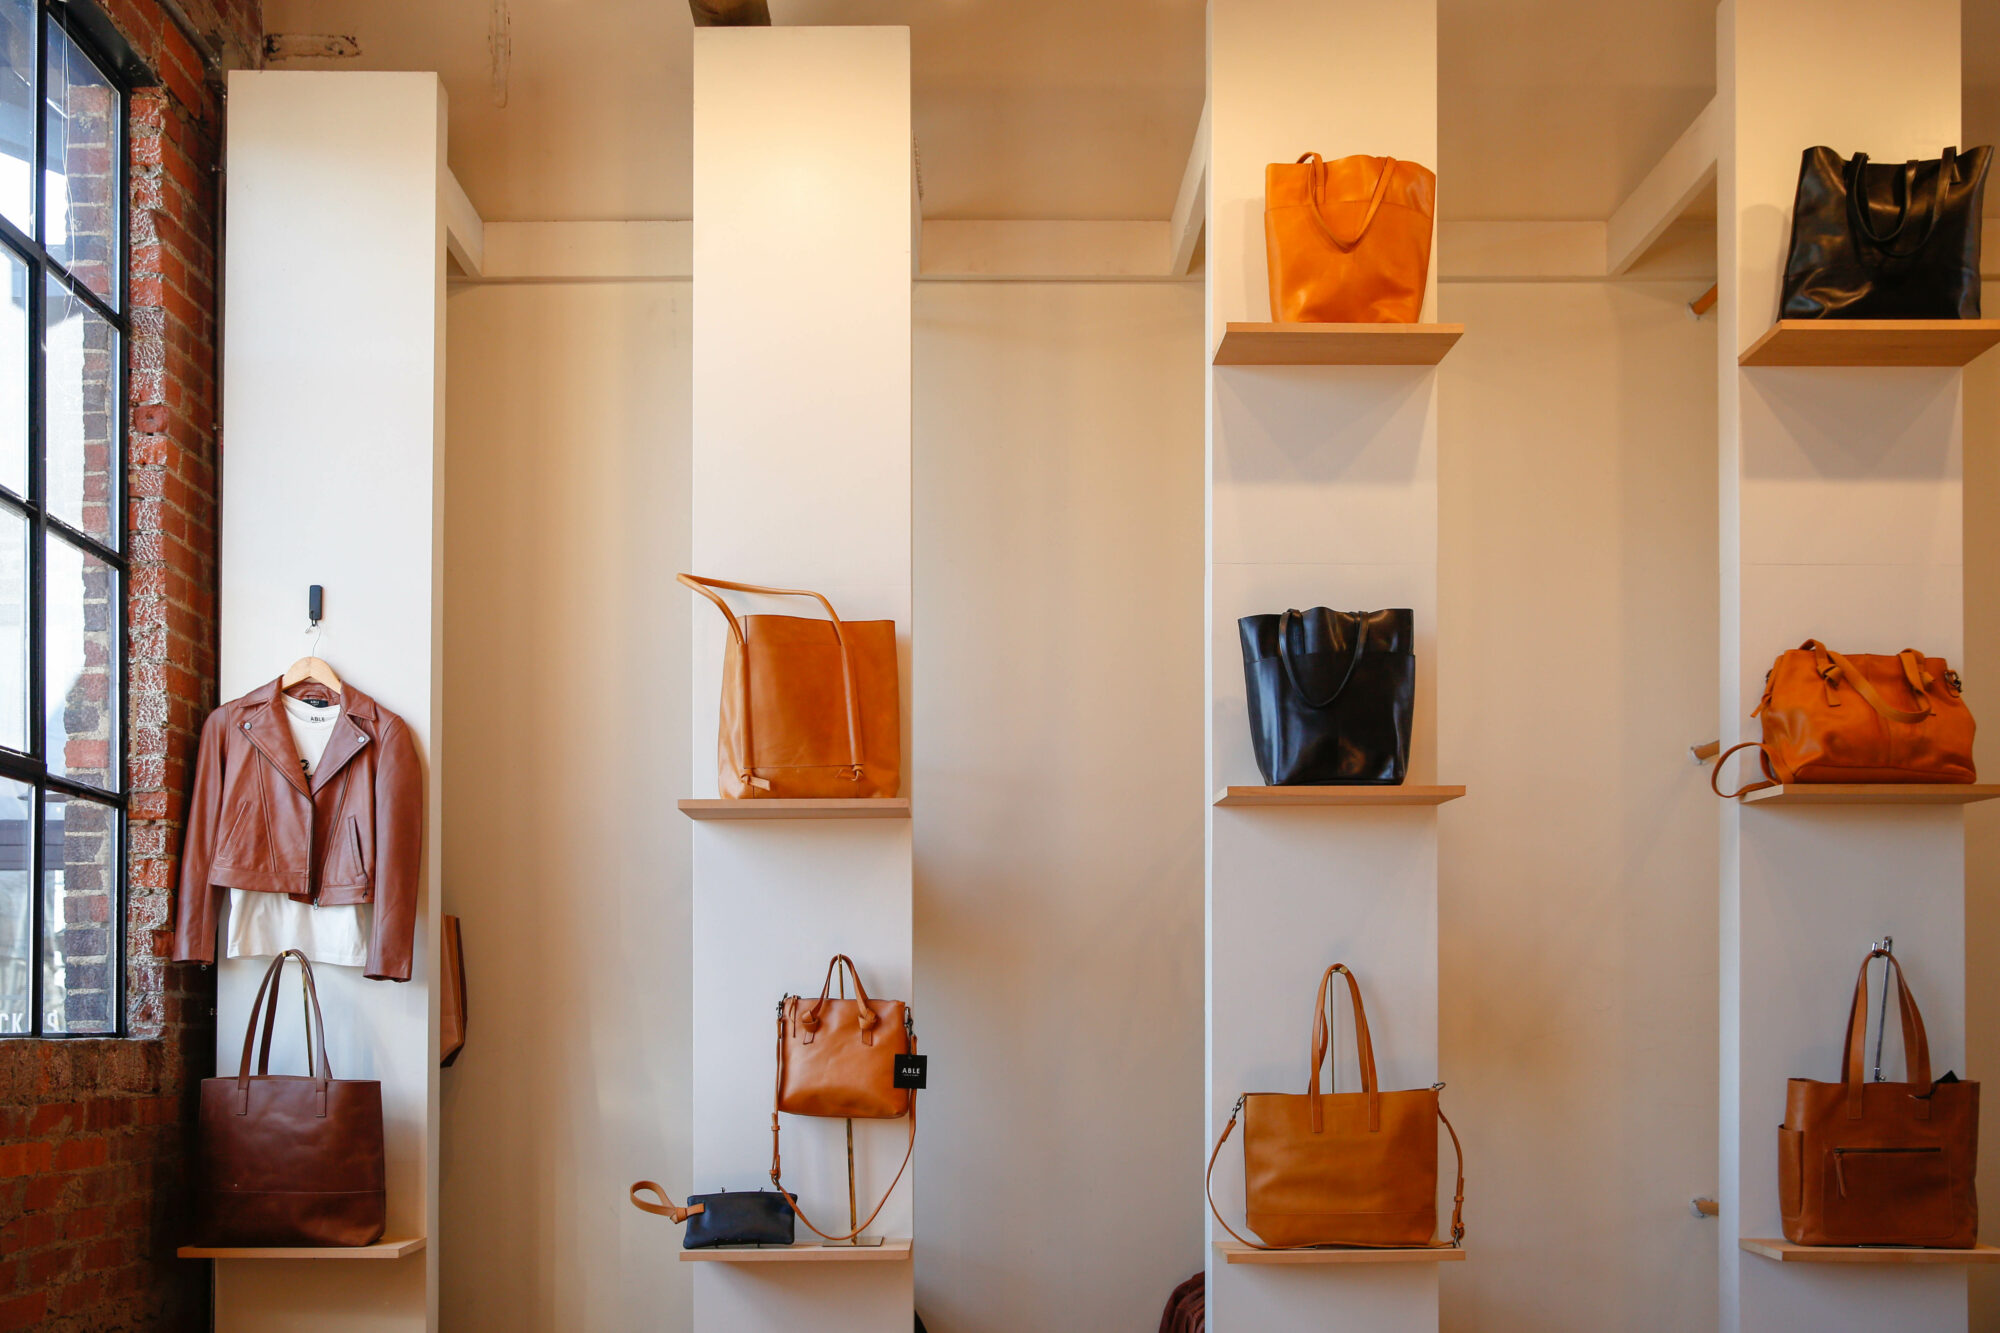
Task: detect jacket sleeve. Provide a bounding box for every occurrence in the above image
[367,713,425,982]
[172,707,230,964]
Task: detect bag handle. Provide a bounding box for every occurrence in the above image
[1842,948,1934,1120]
[1814,642,1934,725]
[1297,153,1399,251]
[1276,610,1367,711]
[797,954,881,1046]
[234,950,331,1118]
[1845,150,1953,256]
[1203,1092,1465,1250]
[1711,741,1782,799]
[1307,963,1379,1133]
[767,1002,917,1242]
[677,573,867,790]
[628,1181,706,1225]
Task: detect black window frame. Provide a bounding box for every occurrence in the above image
[0,0,135,1039]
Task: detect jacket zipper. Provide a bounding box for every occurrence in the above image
[1833,1146,1941,1197]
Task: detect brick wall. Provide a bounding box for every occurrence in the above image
[0,1,255,1329]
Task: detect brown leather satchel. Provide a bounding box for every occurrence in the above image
[1714,639,1974,797]
[679,574,900,799]
[1265,154,1437,324]
[769,955,916,1241]
[195,950,387,1247]
[1780,949,1978,1248]
[1207,963,1464,1249]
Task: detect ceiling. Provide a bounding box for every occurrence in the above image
[258,0,1997,226]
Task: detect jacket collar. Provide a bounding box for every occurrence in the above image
[241,677,381,795]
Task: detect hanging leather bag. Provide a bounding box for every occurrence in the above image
[1264,153,1436,324]
[1713,640,1974,798]
[1239,608,1414,786]
[1779,949,1978,1248]
[679,574,900,799]
[1206,964,1464,1249]
[629,1182,796,1249]
[1780,145,1991,319]
[195,950,386,1247]
[769,955,917,1241]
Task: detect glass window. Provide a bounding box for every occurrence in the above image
[0,2,125,1037]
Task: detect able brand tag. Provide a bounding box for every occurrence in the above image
[893,1054,928,1090]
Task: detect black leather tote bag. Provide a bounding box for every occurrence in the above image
[1781,145,1990,319]
[630,1182,796,1248]
[1239,608,1414,785]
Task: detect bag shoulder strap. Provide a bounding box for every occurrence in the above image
[1296,153,1400,250]
[1842,949,1934,1119]
[1203,1092,1466,1250]
[629,1181,706,1225]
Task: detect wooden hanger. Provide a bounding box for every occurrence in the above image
[282,655,343,695]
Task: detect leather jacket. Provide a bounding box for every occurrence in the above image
[173,678,424,981]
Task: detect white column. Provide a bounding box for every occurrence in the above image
[1204,2,1443,1330]
[688,28,914,1333]
[213,71,447,1331]
[1717,2,1970,1329]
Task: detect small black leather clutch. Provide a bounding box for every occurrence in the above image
[630,1180,796,1249]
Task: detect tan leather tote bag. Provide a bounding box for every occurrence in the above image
[195,950,386,1247]
[1207,963,1464,1249]
[679,574,900,799]
[769,955,917,1241]
[1780,949,1978,1248]
[1264,153,1437,324]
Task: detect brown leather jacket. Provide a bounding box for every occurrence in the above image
[173,678,424,981]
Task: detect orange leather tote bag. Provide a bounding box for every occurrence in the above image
[1206,963,1464,1249]
[1714,639,1974,797]
[769,955,917,1241]
[1265,153,1437,324]
[679,574,900,799]
[1779,949,1978,1248]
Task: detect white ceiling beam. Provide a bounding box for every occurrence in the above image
[441,167,484,278]
[1167,95,1210,277]
[918,221,1184,281]
[475,221,691,281]
[1605,96,1717,277]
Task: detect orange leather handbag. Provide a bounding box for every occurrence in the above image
[1779,949,1978,1248]
[679,574,900,799]
[770,955,917,1242]
[1206,963,1464,1250]
[1714,640,1974,798]
[1264,153,1436,324]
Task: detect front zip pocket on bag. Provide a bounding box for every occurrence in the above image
[1822,1145,1958,1244]
[1833,1146,1940,1197]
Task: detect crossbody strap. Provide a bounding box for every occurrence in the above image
[1203,1093,1465,1250]
[767,1004,917,1242]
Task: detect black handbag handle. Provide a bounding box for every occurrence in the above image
[1276,609,1366,710]
[1845,150,1953,256]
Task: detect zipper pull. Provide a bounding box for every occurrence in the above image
[1833,1150,1848,1197]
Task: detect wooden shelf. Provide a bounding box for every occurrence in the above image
[1740,784,2000,806]
[680,1239,913,1263]
[1740,1238,2000,1265]
[178,1237,426,1260]
[1216,1242,1465,1266]
[677,798,910,821]
[1213,322,1463,366]
[1738,320,2000,367]
[1215,785,1465,807]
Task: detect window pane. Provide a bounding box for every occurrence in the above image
[0,505,22,753]
[0,0,31,239]
[45,530,115,790]
[0,246,23,496]
[40,789,114,1033]
[44,271,115,542]
[41,22,115,306]
[0,775,26,1032]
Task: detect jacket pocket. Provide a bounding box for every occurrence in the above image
[1821,1145,1956,1244]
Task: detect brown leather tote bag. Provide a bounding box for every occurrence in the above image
[1265,153,1437,324]
[1207,963,1464,1249]
[1780,949,1978,1248]
[769,955,916,1241]
[679,574,900,799]
[195,950,386,1247]
[1714,639,1974,797]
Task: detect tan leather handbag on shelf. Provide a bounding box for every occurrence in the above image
[679,574,900,799]
[770,955,917,1241]
[195,951,387,1247]
[1780,949,1978,1248]
[1264,153,1437,324]
[1206,963,1464,1250]
[1713,639,1974,798]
